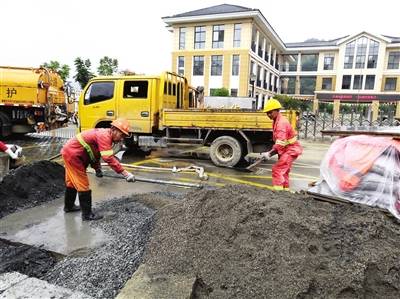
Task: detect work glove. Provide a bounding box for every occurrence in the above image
[95,168,103,178]
[261,151,271,160]
[122,170,135,182]
[5,148,19,160]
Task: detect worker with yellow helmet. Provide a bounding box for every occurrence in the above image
[262,99,303,191]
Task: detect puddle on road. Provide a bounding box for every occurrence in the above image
[0,198,110,256]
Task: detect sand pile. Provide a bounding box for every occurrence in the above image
[143,185,400,298]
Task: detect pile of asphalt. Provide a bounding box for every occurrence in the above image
[142,185,400,298]
[0,239,58,278]
[0,160,65,218]
[44,196,157,299]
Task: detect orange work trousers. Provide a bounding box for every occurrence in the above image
[63,155,90,192]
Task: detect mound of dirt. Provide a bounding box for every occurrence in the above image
[0,161,65,218]
[143,185,400,298]
[0,239,58,278]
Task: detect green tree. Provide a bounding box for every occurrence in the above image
[42,60,70,81]
[73,57,95,89]
[210,87,230,96]
[274,94,311,111]
[97,56,118,76]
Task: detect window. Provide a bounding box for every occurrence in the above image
[365,75,375,90]
[323,54,334,70]
[270,48,275,67]
[388,52,400,69]
[367,40,379,68]
[263,69,268,89]
[193,56,204,76]
[177,56,184,75]
[344,41,355,69]
[179,27,186,50]
[280,77,295,94]
[353,75,363,90]
[256,65,261,87]
[230,88,238,97]
[123,81,148,98]
[265,41,270,63]
[342,75,351,89]
[300,76,316,94]
[384,78,397,91]
[212,25,224,48]
[211,55,223,76]
[322,78,332,90]
[258,36,264,58]
[250,61,255,83]
[301,54,318,71]
[232,55,239,76]
[194,26,206,49]
[251,26,257,52]
[355,37,368,68]
[233,24,241,47]
[84,82,114,105]
[281,54,298,71]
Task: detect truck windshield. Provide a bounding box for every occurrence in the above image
[84,82,114,105]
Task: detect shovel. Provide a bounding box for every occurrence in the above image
[244,152,266,171]
[99,172,203,189]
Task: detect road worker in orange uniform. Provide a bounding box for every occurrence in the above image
[262,99,303,191]
[61,118,135,221]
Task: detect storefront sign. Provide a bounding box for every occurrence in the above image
[316,93,399,102]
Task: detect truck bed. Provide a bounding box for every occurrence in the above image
[162,109,297,130]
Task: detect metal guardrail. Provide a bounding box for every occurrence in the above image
[299,110,400,140]
[27,125,77,140]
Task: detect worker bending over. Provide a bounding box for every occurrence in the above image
[61,118,135,221]
[262,99,303,191]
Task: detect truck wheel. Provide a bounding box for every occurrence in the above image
[210,136,242,167]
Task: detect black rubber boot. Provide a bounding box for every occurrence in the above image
[79,190,103,221]
[63,187,80,213]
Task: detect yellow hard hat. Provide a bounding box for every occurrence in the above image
[111,118,130,135]
[263,99,282,113]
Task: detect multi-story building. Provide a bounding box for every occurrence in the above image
[162,4,400,119]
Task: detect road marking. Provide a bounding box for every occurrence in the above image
[206,172,274,189]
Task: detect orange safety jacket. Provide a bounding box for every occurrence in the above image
[272,113,302,157]
[61,128,124,173]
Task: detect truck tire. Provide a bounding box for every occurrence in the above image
[210,136,242,167]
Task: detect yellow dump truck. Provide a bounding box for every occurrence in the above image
[0,66,69,136]
[78,72,297,167]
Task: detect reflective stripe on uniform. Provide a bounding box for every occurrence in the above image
[275,136,297,146]
[76,133,96,162]
[272,185,284,191]
[100,150,114,157]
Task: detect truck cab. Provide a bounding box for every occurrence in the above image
[79,72,191,134]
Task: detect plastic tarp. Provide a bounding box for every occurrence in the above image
[309,135,400,218]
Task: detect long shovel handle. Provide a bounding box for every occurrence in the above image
[101,173,203,189]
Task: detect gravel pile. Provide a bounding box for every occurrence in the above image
[0,160,64,218]
[143,185,400,298]
[44,196,156,299]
